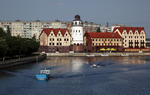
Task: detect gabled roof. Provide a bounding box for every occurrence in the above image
[113,27,144,34]
[86,32,122,38]
[41,28,69,37]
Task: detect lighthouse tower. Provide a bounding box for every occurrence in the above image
[72,15,84,52]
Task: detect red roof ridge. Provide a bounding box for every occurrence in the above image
[42,28,69,37]
[86,32,122,38]
[113,27,144,34]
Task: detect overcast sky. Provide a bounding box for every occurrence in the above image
[0,0,150,37]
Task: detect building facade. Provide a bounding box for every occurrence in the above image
[113,27,146,51]
[11,21,24,37]
[84,32,123,52]
[71,15,84,52]
[40,28,71,53]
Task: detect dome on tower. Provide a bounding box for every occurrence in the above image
[74,15,80,20]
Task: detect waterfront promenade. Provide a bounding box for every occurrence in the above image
[47,52,150,57]
[0,54,46,69]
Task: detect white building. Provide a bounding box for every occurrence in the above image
[11,20,24,37]
[72,15,84,45]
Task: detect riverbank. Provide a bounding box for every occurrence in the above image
[0,54,47,69]
[47,52,150,57]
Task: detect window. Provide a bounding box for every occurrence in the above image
[53,43,54,45]
[93,43,94,46]
[64,39,66,41]
[57,43,59,45]
[75,22,77,25]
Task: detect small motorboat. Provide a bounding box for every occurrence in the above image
[91,64,100,68]
[36,69,51,80]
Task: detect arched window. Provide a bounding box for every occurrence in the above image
[75,22,77,25]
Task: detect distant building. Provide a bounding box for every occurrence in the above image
[0,20,67,40]
[113,27,147,52]
[11,21,24,37]
[0,21,12,33]
[84,32,123,52]
[39,28,71,53]
[83,21,101,33]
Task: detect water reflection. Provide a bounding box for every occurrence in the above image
[71,58,84,73]
[116,56,146,64]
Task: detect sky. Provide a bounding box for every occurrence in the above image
[0,0,150,37]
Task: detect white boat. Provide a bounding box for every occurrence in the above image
[91,64,100,68]
[86,54,95,57]
[121,54,129,56]
[101,53,109,56]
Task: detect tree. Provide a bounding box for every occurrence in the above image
[7,26,11,36]
[0,37,8,60]
[96,27,101,32]
[0,27,40,58]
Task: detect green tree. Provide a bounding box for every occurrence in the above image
[96,27,101,32]
[7,26,11,36]
[0,37,8,60]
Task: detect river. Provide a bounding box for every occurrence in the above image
[0,56,150,95]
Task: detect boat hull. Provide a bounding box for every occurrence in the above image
[36,74,48,80]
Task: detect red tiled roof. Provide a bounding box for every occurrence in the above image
[86,32,122,38]
[113,27,144,34]
[42,28,69,36]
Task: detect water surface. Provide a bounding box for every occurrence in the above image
[0,56,150,95]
